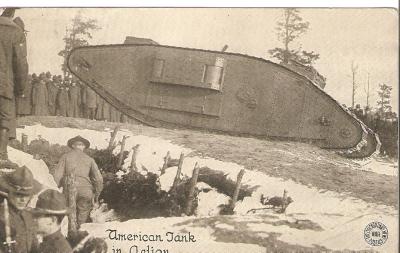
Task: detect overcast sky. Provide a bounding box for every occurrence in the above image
[13,8,399,111]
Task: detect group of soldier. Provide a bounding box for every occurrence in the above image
[0,135,105,253]
[17,71,130,123]
[1,8,107,252]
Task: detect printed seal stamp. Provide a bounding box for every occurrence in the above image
[364,222,388,246]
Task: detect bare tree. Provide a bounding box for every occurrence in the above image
[269,8,319,66]
[364,72,370,109]
[350,61,358,109]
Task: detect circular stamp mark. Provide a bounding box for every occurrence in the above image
[364,221,388,246]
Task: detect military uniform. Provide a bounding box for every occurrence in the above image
[68,84,81,118]
[38,230,72,253]
[31,75,49,116]
[29,189,72,253]
[16,74,32,116]
[57,87,69,117]
[53,136,103,225]
[110,106,121,122]
[0,13,28,160]
[84,88,97,120]
[0,164,40,253]
[47,77,59,116]
[0,204,39,253]
[102,100,111,121]
[95,95,103,120]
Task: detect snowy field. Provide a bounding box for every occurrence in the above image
[9,123,399,252]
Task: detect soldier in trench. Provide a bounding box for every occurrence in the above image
[53,136,103,226]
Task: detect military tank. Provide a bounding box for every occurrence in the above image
[67,39,379,158]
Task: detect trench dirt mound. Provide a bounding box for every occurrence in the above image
[17,116,398,208]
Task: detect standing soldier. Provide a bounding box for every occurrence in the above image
[13,17,31,118]
[56,78,69,117]
[102,100,111,122]
[47,75,59,116]
[31,73,49,116]
[0,8,29,163]
[85,87,97,120]
[78,81,87,118]
[69,78,81,118]
[110,106,121,122]
[53,136,103,226]
[95,94,103,121]
[0,164,40,253]
[16,74,32,117]
[45,71,52,81]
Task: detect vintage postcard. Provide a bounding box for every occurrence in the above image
[0,4,398,253]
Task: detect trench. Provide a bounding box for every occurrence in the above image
[9,137,255,221]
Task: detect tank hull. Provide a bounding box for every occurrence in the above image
[68,44,379,157]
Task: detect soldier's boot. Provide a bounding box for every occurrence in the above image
[0,128,9,162]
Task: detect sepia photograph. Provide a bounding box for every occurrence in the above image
[0,2,398,253]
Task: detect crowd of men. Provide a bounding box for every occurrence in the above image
[17,72,130,123]
[1,8,107,252]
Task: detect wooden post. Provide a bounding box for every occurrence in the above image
[160,151,170,175]
[281,189,288,213]
[172,153,184,190]
[117,135,129,169]
[129,144,140,172]
[21,134,28,152]
[108,126,120,150]
[185,163,200,215]
[230,169,245,210]
[63,169,77,235]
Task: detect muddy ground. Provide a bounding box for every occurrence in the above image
[17,116,398,208]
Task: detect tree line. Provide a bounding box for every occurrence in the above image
[268,8,397,159]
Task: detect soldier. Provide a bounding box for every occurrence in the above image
[78,81,87,118]
[354,104,364,120]
[13,17,31,118]
[45,71,51,81]
[0,163,40,253]
[0,8,28,162]
[85,87,97,120]
[120,114,128,124]
[47,75,60,116]
[31,73,49,116]
[95,95,104,121]
[16,73,32,117]
[110,106,121,122]
[56,79,69,117]
[53,136,103,226]
[29,189,72,253]
[69,78,81,118]
[102,100,111,122]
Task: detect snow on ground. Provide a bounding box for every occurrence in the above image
[196,188,231,216]
[17,124,192,174]
[15,124,399,252]
[81,217,265,253]
[354,157,398,176]
[8,146,58,190]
